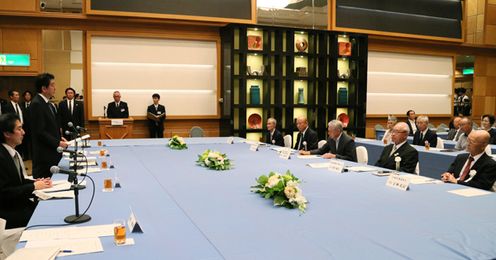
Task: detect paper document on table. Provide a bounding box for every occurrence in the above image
[307,163,330,168]
[71,160,97,166]
[25,237,104,257]
[33,190,75,200]
[447,188,492,197]
[65,156,97,162]
[77,167,102,174]
[271,147,292,153]
[400,175,442,185]
[41,181,87,193]
[297,155,319,159]
[6,246,59,260]
[346,166,376,172]
[20,224,116,242]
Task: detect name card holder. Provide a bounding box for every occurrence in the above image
[128,210,143,233]
[386,174,410,191]
[111,119,124,126]
[279,148,292,160]
[227,137,234,144]
[249,143,259,152]
[328,159,345,173]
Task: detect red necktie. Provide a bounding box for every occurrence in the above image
[459,156,474,181]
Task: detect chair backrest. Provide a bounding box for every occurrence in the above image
[356,146,368,164]
[283,135,292,148]
[189,126,204,137]
[485,144,492,155]
[492,181,496,192]
[437,123,448,131]
[415,162,420,175]
[436,137,444,149]
[472,122,479,129]
[318,140,327,149]
[374,124,384,130]
[428,123,436,130]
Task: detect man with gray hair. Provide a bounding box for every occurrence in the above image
[293,116,318,151]
[265,118,284,146]
[299,120,357,162]
[412,115,437,147]
[442,130,496,191]
[375,122,419,173]
[454,117,472,150]
[106,91,129,118]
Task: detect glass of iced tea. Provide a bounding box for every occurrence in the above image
[99,149,106,156]
[101,160,108,169]
[97,141,102,146]
[113,219,126,245]
[103,178,113,192]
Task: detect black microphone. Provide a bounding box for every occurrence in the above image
[50,166,86,176]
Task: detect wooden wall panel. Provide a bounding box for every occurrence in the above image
[0,28,41,75]
[0,0,38,12]
[472,56,496,117]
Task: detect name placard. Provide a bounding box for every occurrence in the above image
[328,160,345,173]
[386,174,410,191]
[111,119,124,126]
[249,143,259,152]
[279,148,292,160]
[127,210,143,233]
[226,137,234,144]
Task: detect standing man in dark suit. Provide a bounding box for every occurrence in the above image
[300,120,357,162]
[0,113,52,228]
[30,73,69,179]
[265,118,284,147]
[106,91,129,118]
[293,116,318,151]
[147,93,166,138]
[412,115,438,147]
[375,122,419,173]
[21,90,33,161]
[1,90,26,158]
[58,87,85,140]
[405,110,417,136]
[442,130,496,191]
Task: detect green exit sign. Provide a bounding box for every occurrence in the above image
[0,54,31,66]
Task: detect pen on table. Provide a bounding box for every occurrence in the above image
[60,250,73,253]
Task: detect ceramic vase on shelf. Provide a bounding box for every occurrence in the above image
[250,85,261,105]
[297,88,305,104]
[337,87,348,105]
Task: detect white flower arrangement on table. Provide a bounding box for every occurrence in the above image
[196,149,232,170]
[251,170,307,213]
[168,135,187,150]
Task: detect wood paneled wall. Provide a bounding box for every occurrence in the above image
[0,28,42,75]
[472,56,496,118]
[485,0,496,45]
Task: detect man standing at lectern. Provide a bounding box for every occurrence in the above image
[107,91,129,118]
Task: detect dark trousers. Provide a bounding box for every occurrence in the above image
[0,202,36,228]
[149,123,164,138]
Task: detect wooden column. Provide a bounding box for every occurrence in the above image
[472,56,496,118]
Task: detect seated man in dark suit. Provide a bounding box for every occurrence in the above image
[300,120,357,162]
[293,116,318,151]
[447,116,462,141]
[441,130,496,191]
[0,113,52,228]
[265,118,284,147]
[375,122,419,173]
[405,109,417,136]
[106,91,129,118]
[412,115,437,147]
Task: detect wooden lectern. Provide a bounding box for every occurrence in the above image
[98,117,134,139]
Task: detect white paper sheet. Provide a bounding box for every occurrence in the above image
[76,167,102,174]
[447,188,492,197]
[297,155,319,159]
[41,181,87,193]
[25,238,104,257]
[33,190,75,200]
[400,175,443,185]
[71,160,98,166]
[6,246,59,260]
[346,166,377,172]
[20,224,116,242]
[307,163,331,168]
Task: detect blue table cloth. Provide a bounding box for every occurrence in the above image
[23,138,496,259]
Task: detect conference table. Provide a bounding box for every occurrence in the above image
[23,137,496,259]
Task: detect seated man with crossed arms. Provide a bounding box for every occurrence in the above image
[441,130,496,191]
[299,120,356,162]
[375,122,418,174]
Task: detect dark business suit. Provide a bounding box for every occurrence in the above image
[0,145,36,228]
[30,94,62,178]
[21,101,33,160]
[310,134,357,162]
[293,128,318,151]
[147,104,166,138]
[107,101,129,118]
[265,129,284,147]
[412,129,438,147]
[58,99,85,140]
[487,128,496,145]
[447,128,457,140]
[406,120,417,136]
[1,101,27,157]
[375,142,419,174]
[446,153,496,191]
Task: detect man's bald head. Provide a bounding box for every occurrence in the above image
[466,130,490,155]
[296,117,308,132]
[391,122,409,145]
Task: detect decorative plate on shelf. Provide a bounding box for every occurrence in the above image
[295,38,308,52]
[248,113,262,129]
[338,42,351,56]
[247,35,263,50]
[337,113,349,127]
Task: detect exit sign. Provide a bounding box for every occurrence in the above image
[0,54,30,66]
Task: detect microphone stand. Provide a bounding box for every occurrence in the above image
[64,169,91,224]
[68,128,86,191]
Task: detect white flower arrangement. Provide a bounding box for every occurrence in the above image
[196,149,231,171]
[168,135,187,150]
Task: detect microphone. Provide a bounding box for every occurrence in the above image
[104,106,107,118]
[272,140,275,145]
[76,126,87,131]
[303,141,307,151]
[57,146,78,154]
[50,166,86,176]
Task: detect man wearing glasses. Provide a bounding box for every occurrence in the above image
[375,122,419,173]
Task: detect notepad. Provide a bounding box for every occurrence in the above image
[20,224,116,242]
[297,155,319,159]
[6,246,60,260]
[306,163,331,168]
[400,175,443,185]
[41,181,87,193]
[33,190,75,200]
[25,237,104,257]
[76,167,102,174]
[346,166,376,172]
[447,188,492,197]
